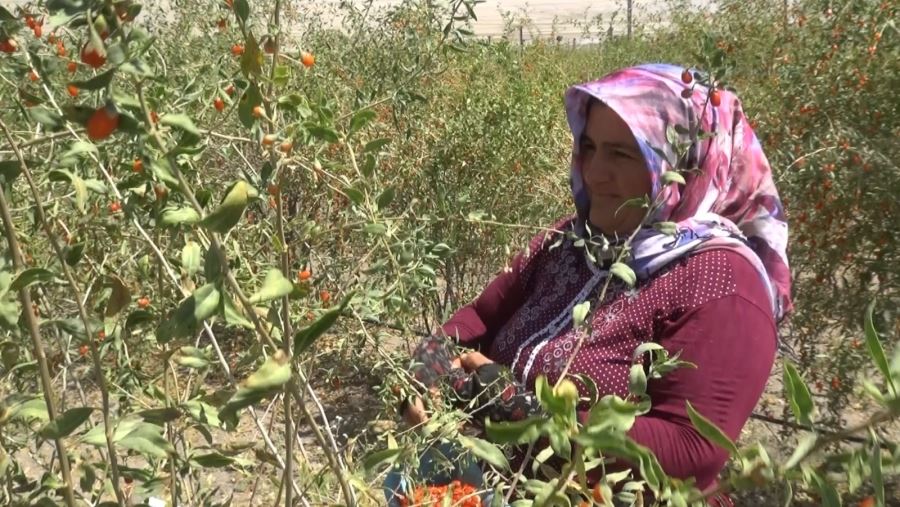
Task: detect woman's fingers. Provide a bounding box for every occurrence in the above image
[403,396,428,426]
[460,351,493,371]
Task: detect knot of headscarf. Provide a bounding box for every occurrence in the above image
[565,63,792,322]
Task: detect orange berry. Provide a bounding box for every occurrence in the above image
[33,24,43,38]
[86,105,120,141]
[231,43,244,56]
[592,483,607,503]
[150,111,160,124]
[298,269,311,281]
[97,330,106,341]
[300,50,315,68]
[262,134,276,146]
[859,496,876,507]
[79,344,89,357]
[67,84,79,97]
[225,84,235,96]
[28,69,39,82]
[67,61,78,73]
[710,89,721,107]
[80,42,107,69]
[831,376,841,390]
[108,201,122,213]
[319,290,331,303]
[25,16,36,29]
[56,41,67,57]
[213,97,225,111]
[252,105,264,117]
[279,140,293,153]
[137,297,150,309]
[0,38,19,53]
[132,158,143,172]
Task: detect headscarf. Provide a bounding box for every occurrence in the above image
[564,63,792,322]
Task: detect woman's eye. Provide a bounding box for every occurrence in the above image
[614,150,633,159]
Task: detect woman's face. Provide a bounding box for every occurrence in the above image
[579,102,652,237]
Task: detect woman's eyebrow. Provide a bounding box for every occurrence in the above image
[601,141,640,153]
[579,133,595,145]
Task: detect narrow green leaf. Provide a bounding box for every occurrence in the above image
[234,0,250,23]
[376,187,396,210]
[221,295,253,329]
[485,417,543,445]
[653,221,679,235]
[118,421,174,458]
[37,407,94,439]
[294,292,354,356]
[783,361,815,426]
[11,268,56,291]
[174,346,210,369]
[628,364,648,397]
[784,434,817,470]
[661,171,685,185]
[218,352,291,428]
[248,269,293,304]
[685,401,738,457]
[363,447,403,474]
[192,452,236,468]
[160,206,201,226]
[864,300,896,395]
[363,223,387,235]
[70,69,116,91]
[200,180,256,234]
[871,444,884,507]
[181,241,202,275]
[160,113,201,137]
[307,125,340,144]
[609,262,636,286]
[458,435,509,470]
[364,138,391,153]
[572,301,590,327]
[349,109,376,136]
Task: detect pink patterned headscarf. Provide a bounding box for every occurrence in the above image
[565,63,792,321]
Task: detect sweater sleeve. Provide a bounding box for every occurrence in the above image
[439,219,570,350]
[624,293,776,490]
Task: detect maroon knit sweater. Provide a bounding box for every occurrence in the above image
[435,222,776,491]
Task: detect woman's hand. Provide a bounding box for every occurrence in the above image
[403,357,464,426]
[459,351,493,372]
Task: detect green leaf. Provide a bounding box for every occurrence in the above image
[161,113,201,138]
[28,108,64,130]
[783,361,815,427]
[200,180,256,234]
[48,169,88,212]
[609,262,636,286]
[809,471,841,507]
[104,275,131,318]
[784,434,816,470]
[864,300,896,396]
[572,301,590,327]
[38,407,94,439]
[0,396,48,424]
[234,0,250,23]
[151,159,180,186]
[221,295,253,329]
[307,125,340,144]
[174,346,210,369]
[376,187,395,210]
[10,268,56,291]
[686,401,738,457]
[349,109,376,136]
[0,160,22,184]
[156,284,221,343]
[70,68,115,91]
[238,83,263,128]
[219,352,291,428]
[248,269,293,304]
[363,223,387,235]
[181,241,202,276]
[192,452,236,468]
[458,435,509,470]
[628,364,648,397]
[240,33,263,78]
[183,400,221,427]
[362,447,403,474]
[160,206,201,226]
[871,444,884,507]
[118,421,174,458]
[653,221,679,235]
[485,417,543,445]
[294,292,354,356]
[364,138,391,153]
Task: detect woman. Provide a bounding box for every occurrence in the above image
[390,63,791,505]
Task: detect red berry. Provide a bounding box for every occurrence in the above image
[298,269,311,281]
[67,84,79,97]
[709,89,721,107]
[231,44,244,56]
[79,344,89,357]
[137,297,151,309]
[225,84,235,96]
[0,38,18,53]
[300,51,315,68]
[86,105,119,140]
[214,97,225,111]
[67,61,78,73]
[81,42,107,69]
[681,69,692,83]
[109,201,122,213]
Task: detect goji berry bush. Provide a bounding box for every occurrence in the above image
[0,0,896,505]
